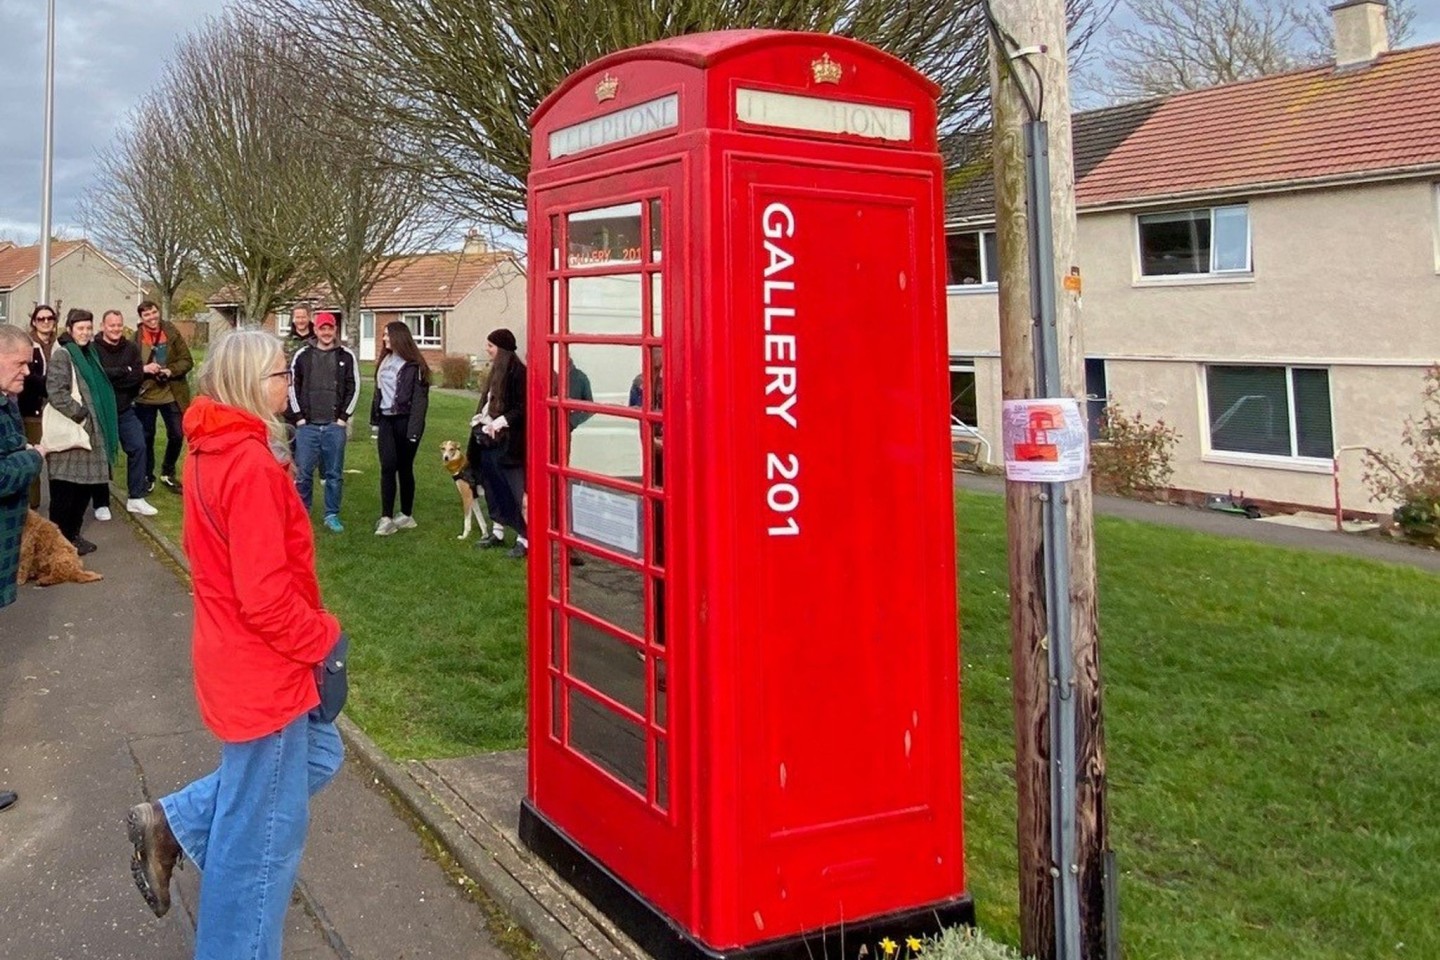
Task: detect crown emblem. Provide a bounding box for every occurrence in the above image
[595,73,620,102]
[811,53,842,85]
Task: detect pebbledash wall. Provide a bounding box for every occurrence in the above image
[945,177,1440,513]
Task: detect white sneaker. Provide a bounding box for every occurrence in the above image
[375,517,398,536]
[94,506,113,521]
[126,498,159,517]
[393,514,418,530]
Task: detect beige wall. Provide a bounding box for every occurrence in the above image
[445,260,529,361]
[946,178,1440,511]
[8,248,140,323]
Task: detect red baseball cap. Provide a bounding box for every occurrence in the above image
[314,312,337,328]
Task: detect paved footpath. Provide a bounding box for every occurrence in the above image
[0,509,512,960]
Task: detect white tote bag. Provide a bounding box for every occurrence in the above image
[40,361,91,453]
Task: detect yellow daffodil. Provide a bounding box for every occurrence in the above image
[880,938,899,956]
[906,937,923,952]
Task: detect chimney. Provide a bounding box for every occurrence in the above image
[1331,0,1389,68]
[463,228,487,255]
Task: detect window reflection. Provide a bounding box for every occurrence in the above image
[569,274,644,338]
[567,202,644,268]
[569,549,645,638]
[568,413,643,483]
[569,688,647,796]
[568,342,645,409]
[568,617,646,715]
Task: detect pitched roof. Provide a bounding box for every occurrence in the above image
[946,41,1440,219]
[0,240,86,290]
[1080,42,1440,206]
[207,250,514,311]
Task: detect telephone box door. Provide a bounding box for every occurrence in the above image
[529,162,690,921]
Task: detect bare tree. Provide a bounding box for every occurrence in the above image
[254,0,1112,234]
[1086,0,1417,102]
[85,97,196,321]
[160,11,331,325]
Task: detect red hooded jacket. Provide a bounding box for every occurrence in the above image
[182,396,340,742]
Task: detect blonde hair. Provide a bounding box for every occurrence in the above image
[196,330,290,460]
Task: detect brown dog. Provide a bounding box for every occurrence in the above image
[439,440,495,541]
[18,509,103,586]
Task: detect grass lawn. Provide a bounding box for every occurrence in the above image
[134,378,1440,959]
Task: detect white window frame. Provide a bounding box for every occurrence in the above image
[944,228,999,292]
[277,310,293,336]
[1200,363,1335,472]
[1136,204,1252,282]
[401,311,443,349]
[0,291,9,324]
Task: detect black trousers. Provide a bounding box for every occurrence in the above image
[50,479,104,542]
[376,416,419,518]
[135,401,184,482]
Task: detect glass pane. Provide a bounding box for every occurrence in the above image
[567,342,645,409]
[550,281,561,335]
[568,479,645,559]
[548,473,561,534]
[1085,358,1108,441]
[569,549,645,638]
[654,655,667,729]
[945,232,982,286]
[568,412,644,483]
[550,215,560,271]
[547,341,561,398]
[652,574,667,644]
[950,369,977,426]
[650,273,663,337]
[1207,366,1291,456]
[568,617,645,715]
[1293,369,1334,459]
[1212,205,1250,272]
[551,675,562,741]
[549,606,561,666]
[655,737,669,810]
[569,687,647,796]
[644,346,664,413]
[649,198,662,263]
[569,274,643,338]
[548,408,561,466]
[981,231,999,284]
[550,550,560,602]
[1139,211,1210,276]
[567,202,644,268]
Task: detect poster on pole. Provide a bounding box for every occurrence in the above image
[1001,397,1089,482]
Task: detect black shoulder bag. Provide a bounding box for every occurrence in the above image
[193,454,350,722]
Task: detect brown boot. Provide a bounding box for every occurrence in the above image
[127,801,183,917]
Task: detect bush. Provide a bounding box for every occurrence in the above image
[913,927,1030,960]
[1091,401,1180,498]
[1363,364,1440,546]
[438,354,473,390]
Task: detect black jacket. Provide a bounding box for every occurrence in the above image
[490,357,527,467]
[18,339,51,418]
[95,335,145,414]
[369,360,430,443]
[288,344,359,425]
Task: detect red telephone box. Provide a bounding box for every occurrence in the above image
[522,30,969,960]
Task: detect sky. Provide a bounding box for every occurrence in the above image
[0,0,1437,245]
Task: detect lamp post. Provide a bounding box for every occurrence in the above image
[38,0,57,305]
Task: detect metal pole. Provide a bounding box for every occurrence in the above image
[38,0,57,306]
[1024,119,1082,960]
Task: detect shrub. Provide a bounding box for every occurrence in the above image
[1091,401,1180,498]
[913,927,1030,960]
[438,354,473,390]
[1363,364,1440,546]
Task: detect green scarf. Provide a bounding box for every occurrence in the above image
[64,339,120,465]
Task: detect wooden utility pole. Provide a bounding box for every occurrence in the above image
[985,1,1112,958]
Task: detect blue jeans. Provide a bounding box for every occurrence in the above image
[135,401,184,482]
[118,408,147,498]
[294,422,347,516]
[160,713,344,960]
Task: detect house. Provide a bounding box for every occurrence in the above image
[944,0,1440,514]
[0,240,142,327]
[207,241,526,364]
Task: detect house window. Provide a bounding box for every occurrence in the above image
[1206,365,1333,460]
[945,230,998,287]
[0,291,9,324]
[277,311,292,336]
[949,357,977,425]
[402,311,443,349]
[1138,205,1250,277]
[1085,358,1109,441]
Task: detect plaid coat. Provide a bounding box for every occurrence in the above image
[45,345,112,485]
[1,395,44,608]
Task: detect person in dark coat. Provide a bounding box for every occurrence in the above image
[94,309,157,518]
[18,303,58,508]
[0,322,45,813]
[45,310,120,555]
[474,328,528,559]
[368,322,429,535]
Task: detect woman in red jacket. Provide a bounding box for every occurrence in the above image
[125,330,345,959]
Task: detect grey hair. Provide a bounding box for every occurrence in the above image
[0,323,33,354]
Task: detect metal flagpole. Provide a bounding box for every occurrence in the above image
[38,0,57,306]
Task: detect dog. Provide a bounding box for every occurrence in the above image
[17,509,103,587]
[440,440,499,541]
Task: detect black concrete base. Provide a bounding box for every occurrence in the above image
[519,800,975,960]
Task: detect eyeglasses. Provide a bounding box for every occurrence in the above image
[265,370,293,382]
[34,315,56,323]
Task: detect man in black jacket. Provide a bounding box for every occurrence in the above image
[96,310,158,517]
[288,312,359,532]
